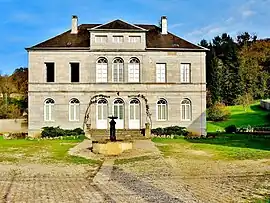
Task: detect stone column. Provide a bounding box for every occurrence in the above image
[145,123,151,138]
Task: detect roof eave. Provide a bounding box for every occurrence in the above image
[25,47,90,51]
[146,48,208,51]
[87,28,148,32]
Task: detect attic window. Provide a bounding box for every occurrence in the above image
[172,44,180,47]
[66,42,72,46]
[95,35,107,43]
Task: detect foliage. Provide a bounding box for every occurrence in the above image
[235,92,254,112]
[41,126,84,138]
[207,102,231,121]
[225,125,237,133]
[3,132,27,139]
[0,101,21,119]
[151,126,188,136]
[200,32,270,106]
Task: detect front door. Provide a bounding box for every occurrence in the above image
[96,99,108,129]
[113,99,124,129]
[129,99,140,129]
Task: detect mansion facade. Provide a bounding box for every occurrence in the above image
[27,16,207,137]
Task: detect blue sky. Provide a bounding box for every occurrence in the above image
[0,0,269,74]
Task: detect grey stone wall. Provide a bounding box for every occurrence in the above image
[0,119,28,133]
[260,100,270,110]
[28,50,206,137]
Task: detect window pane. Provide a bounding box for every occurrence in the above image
[46,63,55,82]
[162,105,166,120]
[135,105,140,119]
[119,105,124,119]
[71,63,80,82]
[113,105,118,117]
[45,105,49,121]
[158,105,161,120]
[98,105,102,120]
[182,105,185,120]
[75,105,80,121]
[130,105,134,119]
[103,105,107,120]
[70,105,74,121]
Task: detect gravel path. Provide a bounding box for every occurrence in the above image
[0,163,106,203]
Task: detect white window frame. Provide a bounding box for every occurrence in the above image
[128,58,140,82]
[113,36,124,43]
[156,99,168,121]
[113,99,124,119]
[180,63,191,83]
[96,58,108,83]
[156,63,166,83]
[95,35,107,43]
[44,98,55,121]
[129,36,141,43]
[181,99,191,121]
[69,98,80,121]
[112,58,124,82]
[97,99,108,120]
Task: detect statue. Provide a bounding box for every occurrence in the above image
[108,116,118,141]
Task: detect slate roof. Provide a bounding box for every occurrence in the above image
[27,20,205,50]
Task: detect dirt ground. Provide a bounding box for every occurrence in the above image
[114,145,270,203]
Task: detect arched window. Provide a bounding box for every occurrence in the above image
[113,99,124,119]
[113,58,124,82]
[129,99,140,120]
[96,58,108,82]
[128,58,140,82]
[97,99,108,120]
[181,99,191,121]
[157,99,167,121]
[69,98,80,121]
[44,98,55,121]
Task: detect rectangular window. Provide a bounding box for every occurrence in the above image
[70,63,80,82]
[129,36,141,43]
[95,35,107,43]
[96,64,107,82]
[45,63,55,82]
[180,63,191,83]
[156,63,166,83]
[113,36,124,43]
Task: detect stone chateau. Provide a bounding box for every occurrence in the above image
[26,15,207,137]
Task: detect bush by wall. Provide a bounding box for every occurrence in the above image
[151,126,188,136]
[207,102,231,121]
[41,126,84,138]
[225,125,237,133]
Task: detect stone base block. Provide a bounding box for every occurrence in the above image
[92,141,133,155]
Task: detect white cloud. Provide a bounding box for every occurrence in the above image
[241,9,255,18]
[169,23,183,29]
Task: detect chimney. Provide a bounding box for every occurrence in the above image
[71,15,78,34]
[161,16,168,35]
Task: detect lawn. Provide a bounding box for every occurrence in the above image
[207,102,270,132]
[152,134,270,160]
[0,136,100,165]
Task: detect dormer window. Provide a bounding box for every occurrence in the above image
[113,36,124,43]
[129,36,141,43]
[95,35,107,43]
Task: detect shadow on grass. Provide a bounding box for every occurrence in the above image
[186,133,270,151]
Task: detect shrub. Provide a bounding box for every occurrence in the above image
[41,126,85,138]
[225,125,237,133]
[207,102,231,121]
[151,126,188,136]
[3,132,27,140]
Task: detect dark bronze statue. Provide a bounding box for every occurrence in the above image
[108,116,118,141]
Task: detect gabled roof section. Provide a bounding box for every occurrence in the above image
[26,22,206,51]
[90,19,146,31]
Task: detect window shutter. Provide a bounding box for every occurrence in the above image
[75,105,80,121]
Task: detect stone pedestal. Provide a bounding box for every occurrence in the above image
[145,123,151,138]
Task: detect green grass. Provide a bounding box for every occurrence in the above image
[207,103,270,132]
[152,134,270,160]
[0,136,101,165]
